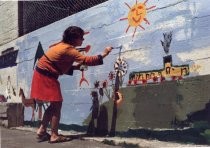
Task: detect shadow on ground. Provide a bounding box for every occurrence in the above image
[116,128,208,145]
[24,120,210,145]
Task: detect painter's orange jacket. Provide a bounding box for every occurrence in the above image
[37,42,103,75]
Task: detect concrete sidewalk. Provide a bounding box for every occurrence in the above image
[1,127,122,148]
[1,126,209,148]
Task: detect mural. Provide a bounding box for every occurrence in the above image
[120,0,156,38]
[161,31,172,55]
[19,87,49,121]
[129,55,190,85]
[129,32,190,85]
[0,47,18,69]
[0,75,2,84]
[0,0,210,134]
[79,45,91,87]
[33,42,44,70]
[19,88,36,121]
[0,46,19,102]
[2,75,17,102]
[5,76,12,100]
[87,81,107,136]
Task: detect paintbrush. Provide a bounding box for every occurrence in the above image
[111,45,123,49]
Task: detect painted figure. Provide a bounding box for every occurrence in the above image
[5,76,12,100]
[87,91,99,136]
[31,26,112,143]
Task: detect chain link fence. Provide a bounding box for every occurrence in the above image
[18,0,108,36]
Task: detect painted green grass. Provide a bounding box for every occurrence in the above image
[201,129,210,143]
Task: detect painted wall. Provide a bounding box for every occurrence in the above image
[0,0,210,130]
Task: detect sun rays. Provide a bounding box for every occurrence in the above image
[120,0,156,38]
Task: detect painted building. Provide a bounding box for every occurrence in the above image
[0,0,210,132]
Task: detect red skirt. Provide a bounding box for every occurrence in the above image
[30,70,63,102]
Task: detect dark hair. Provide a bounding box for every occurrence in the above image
[62,26,84,44]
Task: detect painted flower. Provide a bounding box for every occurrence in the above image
[108,71,115,81]
[160,76,165,82]
[134,79,138,85]
[178,76,183,80]
[102,80,108,88]
[94,80,100,88]
[153,76,158,82]
[172,76,176,80]
[142,79,147,84]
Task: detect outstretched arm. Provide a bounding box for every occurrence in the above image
[71,46,113,66]
[101,47,113,58]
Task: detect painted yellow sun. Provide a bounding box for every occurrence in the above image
[120,0,156,38]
